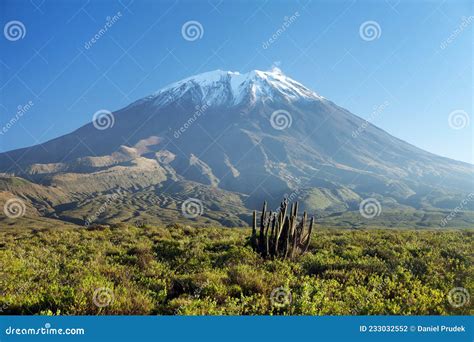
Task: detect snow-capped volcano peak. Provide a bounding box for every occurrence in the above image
[148,69,323,107]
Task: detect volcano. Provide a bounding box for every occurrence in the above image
[1,69,473,227]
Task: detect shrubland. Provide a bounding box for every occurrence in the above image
[0,223,472,315]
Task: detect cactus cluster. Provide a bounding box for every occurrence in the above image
[250,199,314,259]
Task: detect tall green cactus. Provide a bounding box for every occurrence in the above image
[251,199,314,259]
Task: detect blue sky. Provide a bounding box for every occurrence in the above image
[0,0,472,163]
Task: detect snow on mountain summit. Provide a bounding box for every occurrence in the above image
[147,69,324,107]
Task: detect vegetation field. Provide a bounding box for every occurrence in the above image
[0,222,472,315]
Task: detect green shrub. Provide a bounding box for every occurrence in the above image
[0,225,472,315]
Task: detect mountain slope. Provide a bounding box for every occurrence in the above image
[0,69,472,226]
